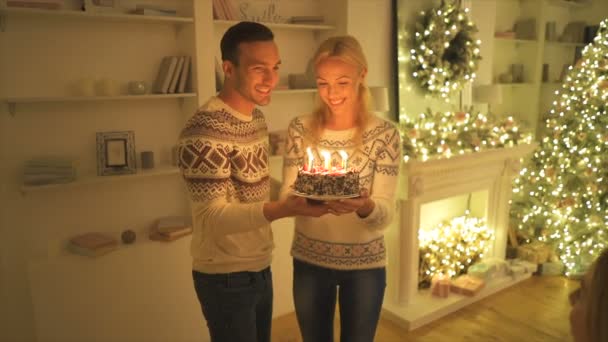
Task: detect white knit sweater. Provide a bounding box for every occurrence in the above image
[280,114,402,270]
[178,97,273,274]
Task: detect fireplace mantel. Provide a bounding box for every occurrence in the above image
[383,143,537,330]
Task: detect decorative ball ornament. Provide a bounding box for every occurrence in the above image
[121,229,137,244]
[409,0,482,99]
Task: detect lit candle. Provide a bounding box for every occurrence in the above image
[338,150,348,170]
[320,150,331,171]
[306,147,314,171]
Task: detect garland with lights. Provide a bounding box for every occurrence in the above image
[409,0,482,99]
[399,108,533,162]
[510,19,608,276]
[418,213,493,288]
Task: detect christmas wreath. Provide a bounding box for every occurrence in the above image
[409,0,482,99]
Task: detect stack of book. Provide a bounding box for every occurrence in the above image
[212,0,237,20]
[149,216,193,242]
[6,0,63,10]
[68,232,118,257]
[288,16,325,25]
[23,157,78,186]
[152,55,192,94]
[130,4,177,17]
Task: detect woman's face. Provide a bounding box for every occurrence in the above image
[569,264,594,342]
[315,57,365,118]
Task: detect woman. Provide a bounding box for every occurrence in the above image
[569,248,608,342]
[280,35,402,342]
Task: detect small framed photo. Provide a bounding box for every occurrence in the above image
[83,0,121,13]
[96,131,136,176]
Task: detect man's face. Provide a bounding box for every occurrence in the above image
[228,40,280,107]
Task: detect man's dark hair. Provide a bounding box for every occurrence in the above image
[220,21,274,65]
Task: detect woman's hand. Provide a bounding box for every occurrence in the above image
[283,195,332,217]
[326,189,375,218]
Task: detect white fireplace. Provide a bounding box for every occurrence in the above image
[382,143,537,330]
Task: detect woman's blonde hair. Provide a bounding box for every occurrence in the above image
[588,248,608,342]
[309,35,372,145]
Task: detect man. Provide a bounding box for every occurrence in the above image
[177,22,329,342]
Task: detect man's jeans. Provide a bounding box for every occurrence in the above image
[192,267,273,342]
[293,259,386,342]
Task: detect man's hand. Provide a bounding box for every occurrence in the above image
[283,195,331,217]
[263,195,331,222]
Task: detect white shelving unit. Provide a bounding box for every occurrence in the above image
[20,166,181,194]
[480,0,600,139]
[213,19,335,31]
[0,7,194,27]
[4,93,197,115]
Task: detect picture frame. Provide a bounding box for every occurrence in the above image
[96,131,136,176]
[83,0,120,14]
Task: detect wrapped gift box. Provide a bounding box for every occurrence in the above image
[517,242,553,264]
[468,258,509,281]
[431,274,450,298]
[540,260,565,276]
[451,275,485,297]
[508,258,538,274]
[509,264,527,277]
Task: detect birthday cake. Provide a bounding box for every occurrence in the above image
[293,169,360,197]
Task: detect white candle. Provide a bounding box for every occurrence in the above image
[321,150,331,171]
[306,147,314,171]
[338,150,348,170]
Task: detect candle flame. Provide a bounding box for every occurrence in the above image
[338,150,348,169]
[306,147,314,170]
[321,150,331,170]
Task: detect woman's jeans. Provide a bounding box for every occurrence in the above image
[293,259,386,342]
[192,267,273,342]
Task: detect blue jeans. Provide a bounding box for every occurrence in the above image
[293,259,386,342]
[192,267,273,342]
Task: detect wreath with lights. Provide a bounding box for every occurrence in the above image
[410,0,482,99]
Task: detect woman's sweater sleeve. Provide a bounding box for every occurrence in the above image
[360,124,402,231]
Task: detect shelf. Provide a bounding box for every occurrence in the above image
[273,88,317,94]
[544,41,587,48]
[494,37,538,46]
[4,93,197,115]
[20,166,180,194]
[0,7,194,25]
[546,0,590,8]
[214,20,335,31]
[495,83,537,88]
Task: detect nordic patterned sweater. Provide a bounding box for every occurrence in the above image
[280,115,402,270]
[178,96,273,274]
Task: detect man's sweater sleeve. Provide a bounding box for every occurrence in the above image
[178,119,270,235]
[279,118,304,200]
[360,123,403,231]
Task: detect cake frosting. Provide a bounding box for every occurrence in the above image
[293,169,360,197]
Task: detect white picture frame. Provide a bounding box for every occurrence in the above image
[96,131,136,176]
[83,0,121,14]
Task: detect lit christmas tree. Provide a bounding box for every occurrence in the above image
[510,19,608,276]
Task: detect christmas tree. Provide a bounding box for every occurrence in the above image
[510,19,608,276]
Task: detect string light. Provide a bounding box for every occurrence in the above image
[408,0,482,100]
[418,213,493,287]
[399,109,532,161]
[510,19,608,275]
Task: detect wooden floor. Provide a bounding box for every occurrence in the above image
[271,276,578,342]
